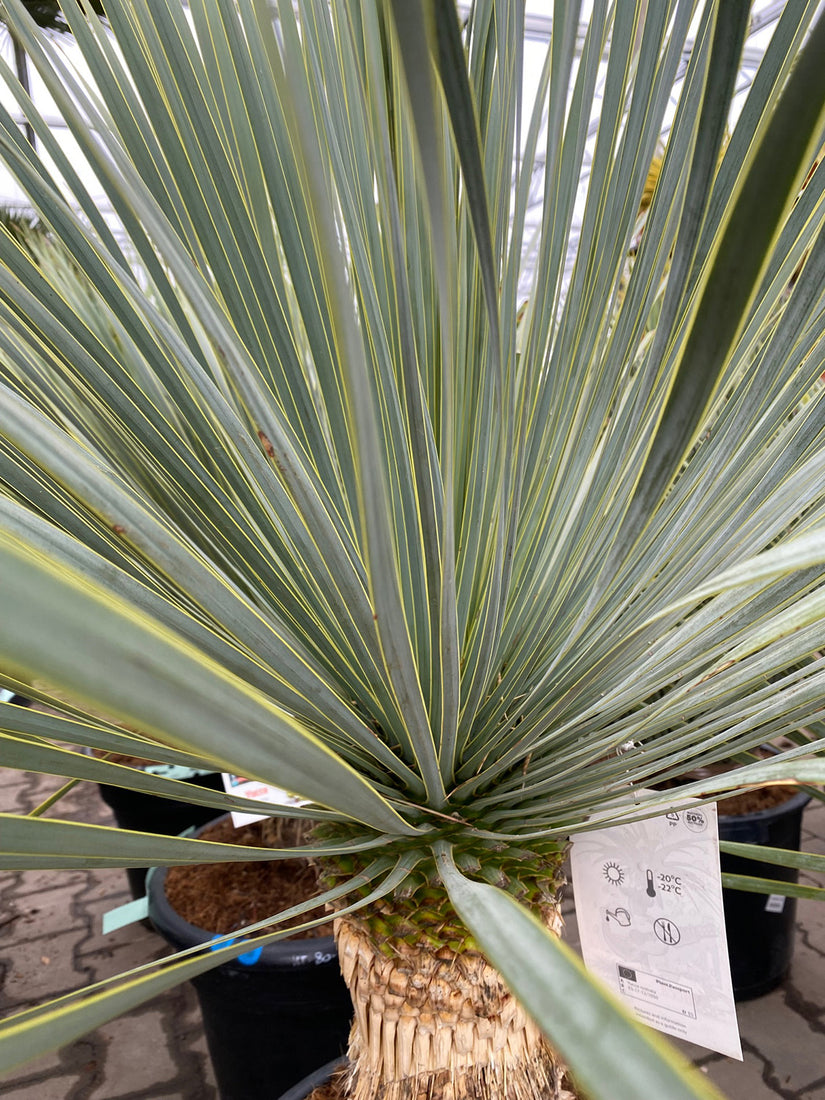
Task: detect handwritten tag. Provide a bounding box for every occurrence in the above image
[570,798,741,1059]
[222,773,307,827]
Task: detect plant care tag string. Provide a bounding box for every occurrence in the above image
[570,795,742,1060]
[221,773,307,827]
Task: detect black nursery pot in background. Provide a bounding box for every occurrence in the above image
[98,768,225,898]
[719,789,811,1001]
[147,826,353,1100]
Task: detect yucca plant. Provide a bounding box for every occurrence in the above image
[1,1,105,146]
[2,1,825,1097]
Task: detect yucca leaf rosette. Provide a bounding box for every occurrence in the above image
[2,2,825,1098]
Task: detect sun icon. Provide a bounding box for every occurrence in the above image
[603,861,625,886]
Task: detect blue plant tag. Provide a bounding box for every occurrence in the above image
[209,935,263,966]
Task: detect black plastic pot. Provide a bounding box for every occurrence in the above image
[97,769,225,897]
[278,1058,346,1100]
[719,789,811,1000]
[147,819,352,1100]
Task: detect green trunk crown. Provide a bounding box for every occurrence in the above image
[314,822,567,954]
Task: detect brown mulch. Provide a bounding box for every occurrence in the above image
[716,784,800,817]
[306,1071,347,1100]
[164,817,334,938]
[658,756,806,818]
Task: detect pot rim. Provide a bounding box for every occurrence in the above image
[146,814,338,971]
[278,1057,347,1100]
[718,787,811,824]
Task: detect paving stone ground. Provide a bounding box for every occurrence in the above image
[1,767,823,1099]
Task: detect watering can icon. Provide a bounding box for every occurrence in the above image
[604,907,631,927]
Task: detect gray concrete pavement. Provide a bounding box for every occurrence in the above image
[1,767,823,1099]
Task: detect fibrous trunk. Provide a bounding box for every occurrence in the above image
[335,906,575,1100]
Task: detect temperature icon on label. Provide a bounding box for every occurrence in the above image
[603,861,625,886]
[646,869,656,897]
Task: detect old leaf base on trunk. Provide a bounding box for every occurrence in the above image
[335,909,576,1100]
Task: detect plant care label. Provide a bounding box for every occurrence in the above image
[222,773,307,827]
[570,798,742,1059]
